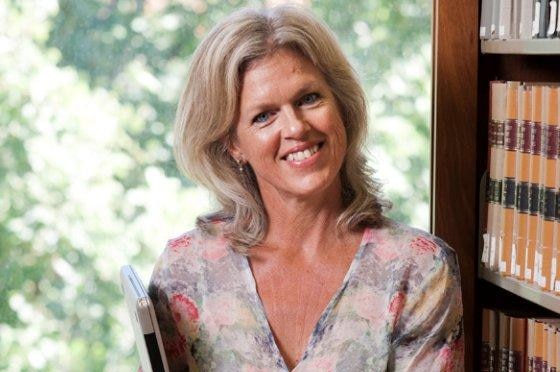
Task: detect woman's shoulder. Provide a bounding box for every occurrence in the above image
[157,218,231,267]
[363,218,458,264]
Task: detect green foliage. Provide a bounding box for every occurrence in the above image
[0,0,430,370]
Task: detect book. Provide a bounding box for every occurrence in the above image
[534,320,546,372]
[519,0,535,38]
[533,0,543,37]
[526,85,544,283]
[494,0,504,38]
[483,308,499,371]
[513,0,522,38]
[528,318,535,372]
[547,323,557,372]
[501,81,521,276]
[483,0,497,39]
[489,82,508,271]
[500,0,514,38]
[514,85,533,280]
[536,86,558,291]
[538,0,551,38]
[508,316,527,372]
[500,312,512,371]
[547,0,558,36]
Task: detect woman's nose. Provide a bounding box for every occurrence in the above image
[282,107,310,138]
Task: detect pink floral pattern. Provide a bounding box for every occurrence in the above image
[388,291,405,326]
[410,235,438,254]
[149,220,464,371]
[167,234,192,252]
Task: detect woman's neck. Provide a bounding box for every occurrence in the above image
[259,186,345,260]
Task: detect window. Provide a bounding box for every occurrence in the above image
[0,0,431,368]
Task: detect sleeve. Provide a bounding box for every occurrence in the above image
[389,237,464,372]
[148,250,195,372]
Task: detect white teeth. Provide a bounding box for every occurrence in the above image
[286,144,319,162]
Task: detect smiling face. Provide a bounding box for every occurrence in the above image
[230,48,347,204]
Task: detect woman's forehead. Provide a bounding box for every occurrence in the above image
[239,49,327,108]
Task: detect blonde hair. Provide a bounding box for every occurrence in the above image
[174,4,389,253]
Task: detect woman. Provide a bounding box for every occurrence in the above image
[149,4,464,371]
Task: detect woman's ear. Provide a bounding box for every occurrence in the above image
[224,135,243,163]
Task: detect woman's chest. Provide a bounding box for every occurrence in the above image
[185,244,397,370]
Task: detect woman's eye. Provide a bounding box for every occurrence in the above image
[253,112,270,124]
[299,93,319,106]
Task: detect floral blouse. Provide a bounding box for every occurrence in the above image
[148,219,464,371]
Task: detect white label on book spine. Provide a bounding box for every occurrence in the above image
[498,236,503,263]
[482,233,490,263]
[548,1,558,36]
[534,252,542,283]
[536,252,542,272]
[525,267,532,280]
[551,258,557,291]
[499,25,506,37]
[557,2,560,31]
[555,280,560,292]
[533,2,541,37]
[490,236,497,265]
[499,260,506,273]
[516,264,521,276]
[480,26,487,37]
[539,275,546,288]
[510,243,517,273]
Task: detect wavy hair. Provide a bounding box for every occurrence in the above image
[174,4,390,254]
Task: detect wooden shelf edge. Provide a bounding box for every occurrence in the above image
[481,39,560,55]
[479,267,560,314]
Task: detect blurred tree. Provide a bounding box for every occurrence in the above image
[0,0,430,370]
[46,0,431,226]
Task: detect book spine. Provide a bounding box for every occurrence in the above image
[494,0,504,39]
[502,81,522,276]
[538,0,551,37]
[528,318,535,372]
[491,82,509,270]
[486,82,499,267]
[534,321,545,372]
[482,0,496,39]
[483,308,494,371]
[500,313,512,372]
[513,0,522,38]
[548,324,557,372]
[550,91,560,294]
[526,85,544,282]
[537,87,558,291]
[520,0,535,38]
[508,317,527,372]
[547,0,558,36]
[500,0,514,38]
[533,0,542,37]
[554,325,560,371]
[515,85,533,279]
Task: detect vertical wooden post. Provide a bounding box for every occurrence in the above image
[431,0,479,370]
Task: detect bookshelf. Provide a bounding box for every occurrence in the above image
[481,39,560,55]
[432,1,560,371]
[479,267,560,314]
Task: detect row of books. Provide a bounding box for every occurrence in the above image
[481,81,560,294]
[482,309,560,371]
[480,0,560,40]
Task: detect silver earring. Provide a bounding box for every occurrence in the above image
[236,158,244,173]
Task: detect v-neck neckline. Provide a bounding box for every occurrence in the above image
[240,227,370,371]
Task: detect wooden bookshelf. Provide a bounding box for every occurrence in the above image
[481,39,560,55]
[432,1,478,370]
[479,267,560,314]
[432,1,560,371]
